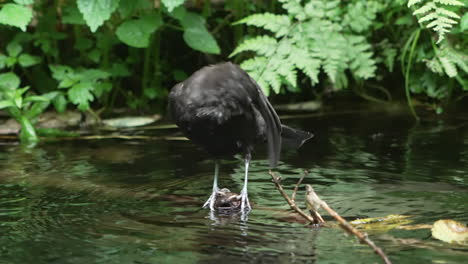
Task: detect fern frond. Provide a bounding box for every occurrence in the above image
[408,0,424,7]
[413,2,436,15]
[290,45,321,83]
[409,0,465,44]
[229,36,277,58]
[434,0,464,6]
[436,7,460,19]
[425,58,444,74]
[234,13,291,37]
[439,56,458,77]
[279,0,307,21]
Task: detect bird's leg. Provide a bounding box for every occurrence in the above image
[239,152,252,212]
[203,160,220,210]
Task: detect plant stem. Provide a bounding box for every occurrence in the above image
[404,29,421,121]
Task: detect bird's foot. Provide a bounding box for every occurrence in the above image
[238,190,251,212]
[202,188,220,211]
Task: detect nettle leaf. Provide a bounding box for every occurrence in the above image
[77,0,120,32]
[18,54,41,67]
[116,13,163,48]
[183,26,220,54]
[68,82,94,111]
[0,3,33,31]
[162,0,186,12]
[80,69,110,82]
[179,12,220,54]
[0,72,20,90]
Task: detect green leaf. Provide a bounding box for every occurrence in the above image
[68,82,94,111]
[18,115,38,143]
[23,95,50,103]
[93,82,112,97]
[18,54,41,67]
[0,100,14,110]
[144,88,157,99]
[49,65,74,81]
[13,0,34,4]
[461,13,468,31]
[53,94,67,113]
[7,42,22,57]
[0,4,33,31]
[5,57,17,67]
[80,69,110,82]
[0,72,20,90]
[183,26,220,54]
[116,13,163,48]
[0,54,6,69]
[162,0,186,12]
[77,0,120,32]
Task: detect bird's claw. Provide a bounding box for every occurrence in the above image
[237,190,251,212]
[202,188,220,211]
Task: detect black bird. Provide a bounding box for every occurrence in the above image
[168,62,312,211]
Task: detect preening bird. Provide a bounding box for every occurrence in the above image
[168,62,312,212]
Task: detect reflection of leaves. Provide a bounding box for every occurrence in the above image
[432,219,468,245]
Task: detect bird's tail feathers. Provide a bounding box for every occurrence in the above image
[281,125,313,150]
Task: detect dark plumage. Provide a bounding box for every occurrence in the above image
[168,62,312,212]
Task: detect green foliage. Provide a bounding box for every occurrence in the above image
[171,7,220,54]
[0,72,56,143]
[162,0,186,12]
[49,65,112,111]
[116,13,163,48]
[408,0,465,43]
[77,0,120,32]
[0,3,32,32]
[0,0,466,144]
[231,0,381,95]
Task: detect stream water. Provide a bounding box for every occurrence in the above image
[1,107,467,263]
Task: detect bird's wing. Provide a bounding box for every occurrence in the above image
[231,62,281,168]
[253,79,282,168]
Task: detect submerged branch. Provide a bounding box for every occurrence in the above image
[304,184,392,264]
[270,170,392,264]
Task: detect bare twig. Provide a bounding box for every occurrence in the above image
[305,184,392,264]
[269,170,322,225]
[291,171,306,202]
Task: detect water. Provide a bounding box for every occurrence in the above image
[1,108,468,263]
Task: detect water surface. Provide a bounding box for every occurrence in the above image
[1,108,467,263]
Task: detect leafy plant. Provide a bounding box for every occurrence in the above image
[407,0,465,43]
[230,0,383,95]
[0,72,56,143]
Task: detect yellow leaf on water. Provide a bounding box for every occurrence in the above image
[350,214,413,232]
[432,219,468,245]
